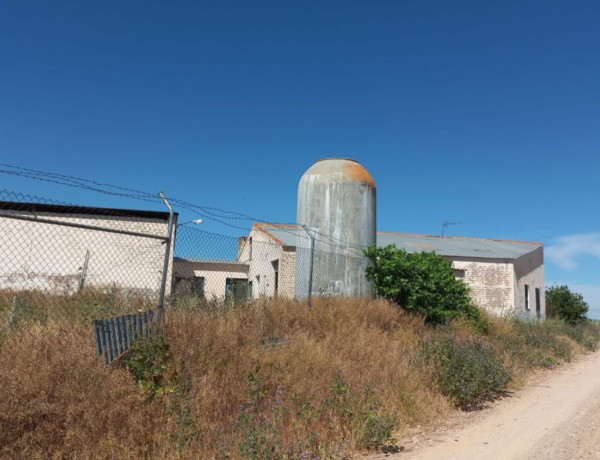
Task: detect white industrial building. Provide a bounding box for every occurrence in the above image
[377,232,545,319]
[171,257,249,301]
[0,201,175,295]
[237,223,297,299]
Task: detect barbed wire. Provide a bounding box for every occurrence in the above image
[0,164,373,255]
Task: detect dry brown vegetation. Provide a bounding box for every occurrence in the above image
[1,297,599,459]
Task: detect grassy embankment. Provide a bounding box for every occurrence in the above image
[1,296,599,458]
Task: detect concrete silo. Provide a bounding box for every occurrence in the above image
[295,158,376,299]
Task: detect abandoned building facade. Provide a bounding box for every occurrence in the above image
[176,223,544,320]
[0,159,545,320]
[172,158,546,320]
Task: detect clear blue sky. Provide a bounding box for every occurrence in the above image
[1,1,599,316]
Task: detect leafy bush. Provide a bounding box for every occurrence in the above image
[364,244,485,328]
[125,332,172,397]
[423,334,511,409]
[546,284,589,325]
[361,406,396,450]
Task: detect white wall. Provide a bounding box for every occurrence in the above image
[0,210,173,295]
[238,226,291,298]
[513,246,545,320]
[450,248,545,319]
[451,258,516,317]
[172,259,249,300]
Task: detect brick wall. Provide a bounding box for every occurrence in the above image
[451,258,515,317]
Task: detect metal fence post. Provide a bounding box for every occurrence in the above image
[302,225,315,306]
[10,295,17,328]
[157,191,174,327]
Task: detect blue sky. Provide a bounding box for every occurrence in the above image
[1,1,599,316]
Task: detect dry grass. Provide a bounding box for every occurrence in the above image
[161,297,449,457]
[0,323,164,459]
[0,287,155,328]
[1,296,598,458]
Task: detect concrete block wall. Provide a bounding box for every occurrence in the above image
[451,258,515,317]
[278,248,296,298]
[0,211,173,295]
[239,227,284,298]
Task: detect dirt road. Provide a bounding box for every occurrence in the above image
[373,350,600,460]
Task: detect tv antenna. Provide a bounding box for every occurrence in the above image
[442,221,462,236]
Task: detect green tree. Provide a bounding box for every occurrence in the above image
[546,284,589,324]
[364,244,482,326]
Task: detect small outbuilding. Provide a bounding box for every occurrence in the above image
[377,232,545,320]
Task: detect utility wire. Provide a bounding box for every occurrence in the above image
[0,164,370,254]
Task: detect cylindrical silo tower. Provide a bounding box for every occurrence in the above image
[295,158,376,299]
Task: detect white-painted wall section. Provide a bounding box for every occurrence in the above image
[451,258,516,317]
[0,210,173,295]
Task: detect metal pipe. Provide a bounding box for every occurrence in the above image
[0,212,169,240]
[157,191,174,326]
[10,295,17,328]
[302,225,315,306]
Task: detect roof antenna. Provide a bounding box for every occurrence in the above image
[442,221,462,236]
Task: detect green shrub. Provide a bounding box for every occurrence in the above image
[423,334,511,409]
[546,285,589,325]
[361,408,396,450]
[364,245,486,329]
[125,332,172,397]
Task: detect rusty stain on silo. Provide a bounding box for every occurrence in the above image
[342,162,376,188]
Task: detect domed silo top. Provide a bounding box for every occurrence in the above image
[301,158,376,189]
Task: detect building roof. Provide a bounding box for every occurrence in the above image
[252,223,298,246]
[174,257,247,265]
[0,200,175,221]
[377,232,542,260]
[251,224,542,260]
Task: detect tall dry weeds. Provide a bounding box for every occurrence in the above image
[0,323,164,458]
[161,297,450,457]
[0,297,450,458]
[2,296,597,458]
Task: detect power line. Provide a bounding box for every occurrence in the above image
[0,163,371,254]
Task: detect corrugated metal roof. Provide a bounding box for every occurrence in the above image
[377,232,541,259]
[252,224,541,260]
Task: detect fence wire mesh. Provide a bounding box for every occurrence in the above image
[171,223,370,309]
[0,189,372,351]
[0,190,171,344]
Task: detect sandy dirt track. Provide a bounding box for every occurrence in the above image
[369,349,600,460]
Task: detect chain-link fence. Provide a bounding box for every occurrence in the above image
[0,189,371,355]
[171,223,370,309]
[0,190,174,345]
